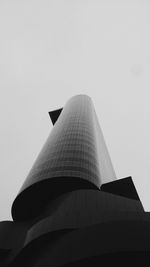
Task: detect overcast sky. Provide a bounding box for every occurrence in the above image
[0,0,150,221]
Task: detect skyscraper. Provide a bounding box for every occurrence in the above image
[0,95,150,266]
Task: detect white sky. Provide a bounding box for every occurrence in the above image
[0,0,150,221]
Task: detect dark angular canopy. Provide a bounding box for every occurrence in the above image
[49,108,63,125]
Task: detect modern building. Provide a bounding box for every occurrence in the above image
[0,95,150,266]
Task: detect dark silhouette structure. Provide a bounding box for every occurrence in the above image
[1,95,150,266]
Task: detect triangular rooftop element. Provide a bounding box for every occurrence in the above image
[49,108,63,125]
[101,176,141,202]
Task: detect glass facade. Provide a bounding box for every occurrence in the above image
[12,95,116,220]
[20,95,116,188]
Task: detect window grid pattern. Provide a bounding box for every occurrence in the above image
[19,95,115,194]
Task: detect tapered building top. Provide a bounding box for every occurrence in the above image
[12,95,116,221]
